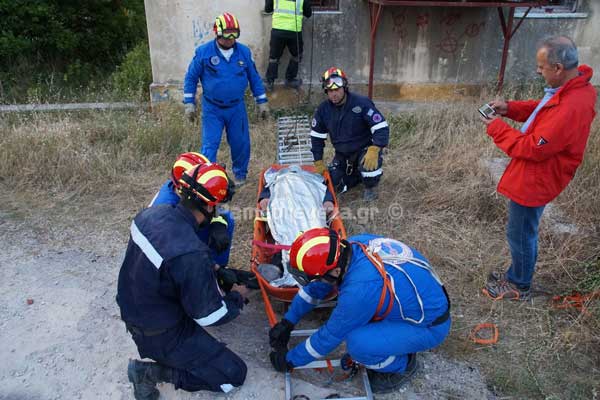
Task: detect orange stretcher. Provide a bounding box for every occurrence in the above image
[250,164,347,327]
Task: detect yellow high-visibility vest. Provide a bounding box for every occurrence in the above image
[272,0,304,32]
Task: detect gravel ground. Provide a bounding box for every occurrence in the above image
[0,213,493,400]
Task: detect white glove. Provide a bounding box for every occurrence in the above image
[184,103,196,122]
[258,102,269,120]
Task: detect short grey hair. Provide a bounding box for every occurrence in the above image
[538,36,579,70]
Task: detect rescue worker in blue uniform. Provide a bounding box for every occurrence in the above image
[183,13,269,186]
[311,67,390,201]
[268,228,451,394]
[149,152,235,268]
[117,162,249,400]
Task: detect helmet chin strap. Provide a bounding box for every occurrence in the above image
[197,205,215,229]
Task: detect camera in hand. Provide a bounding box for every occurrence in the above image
[478,104,496,119]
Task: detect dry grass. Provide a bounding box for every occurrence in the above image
[1,100,599,399]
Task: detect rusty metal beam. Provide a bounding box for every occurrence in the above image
[364,0,550,98]
[368,0,547,7]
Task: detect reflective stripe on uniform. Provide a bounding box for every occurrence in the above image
[310,130,327,139]
[194,300,228,326]
[220,383,234,393]
[147,191,160,207]
[256,94,267,100]
[363,355,396,370]
[298,287,320,305]
[184,93,194,98]
[370,121,388,134]
[361,168,382,178]
[305,336,323,359]
[130,221,163,269]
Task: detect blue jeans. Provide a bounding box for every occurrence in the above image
[506,200,545,289]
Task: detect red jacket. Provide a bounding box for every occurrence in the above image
[487,65,597,207]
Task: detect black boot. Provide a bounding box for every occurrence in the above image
[367,353,418,394]
[128,359,173,400]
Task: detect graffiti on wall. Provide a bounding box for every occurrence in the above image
[192,18,213,47]
[389,10,485,55]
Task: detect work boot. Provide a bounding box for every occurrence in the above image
[367,353,418,394]
[482,278,531,301]
[265,79,275,92]
[284,78,302,89]
[235,177,246,187]
[363,186,378,202]
[128,359,173,400]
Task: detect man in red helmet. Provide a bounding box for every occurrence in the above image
[183,13,269,187]
[117,163,249,399]
[149,152,258,293]
[311,67,389,201]
[268,228,450,394]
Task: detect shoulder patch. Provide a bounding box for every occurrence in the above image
[352,106,362,114]
[367,109,374,117]
[210,56,220,66]
[372,113,383,123]
[311,118,317,128]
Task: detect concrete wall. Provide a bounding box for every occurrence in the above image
[144,0,599,104]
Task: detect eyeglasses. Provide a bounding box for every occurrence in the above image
[220,29,239,39]
[324,76,344,90]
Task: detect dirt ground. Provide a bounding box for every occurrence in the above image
[0,206,493,400]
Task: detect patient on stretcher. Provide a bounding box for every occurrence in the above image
[258,165,336,287]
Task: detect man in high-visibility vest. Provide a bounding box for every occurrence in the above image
[264,0,312,90]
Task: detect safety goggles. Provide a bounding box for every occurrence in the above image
[220,29,240,39]
[323,76,344,90]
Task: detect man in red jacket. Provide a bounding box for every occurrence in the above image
[480,36,596,300]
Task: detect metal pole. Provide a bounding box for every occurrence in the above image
[496,7,515,93]
[368,2,383,99]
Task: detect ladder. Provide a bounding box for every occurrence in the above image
[277,115,314,166]
[285,329,374,400]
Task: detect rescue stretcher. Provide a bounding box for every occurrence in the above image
[250,164,347,327]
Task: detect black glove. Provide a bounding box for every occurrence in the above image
[208,219,230,254]
[233,269,260,290]
[269,319,294,350]
[216,267,238,293]
[270,349,293,372]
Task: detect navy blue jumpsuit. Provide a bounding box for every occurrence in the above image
[117,204,246,393]
[310,92,390,191]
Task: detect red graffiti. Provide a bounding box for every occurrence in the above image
[392,10,408,39]
[436,31,460,55]
[440,13,461,27]
[416,13,429,28]
[464,22,485,38]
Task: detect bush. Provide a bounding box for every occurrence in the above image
[111,41,152,101]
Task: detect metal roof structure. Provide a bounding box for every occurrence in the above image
[365,0,551,97]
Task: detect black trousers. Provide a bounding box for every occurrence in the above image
[130,318,247,393]
[328,147,383,192]
[266,28,303,82]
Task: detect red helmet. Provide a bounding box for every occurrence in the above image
[289,228,341,277]
[178,162,231,206]
[214,13,240,39]
[321,67,348,91]
[171,152,209,188]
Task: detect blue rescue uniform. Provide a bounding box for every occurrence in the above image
[310,92,389,191]
[184,40,267,181]
[116,204,246,393]
[284,234,450,373]
[149,180,235,267]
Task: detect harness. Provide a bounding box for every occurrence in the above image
[355,239,450,326]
